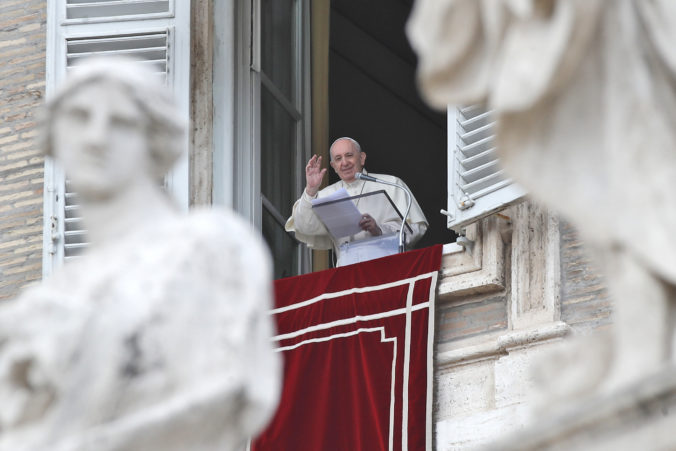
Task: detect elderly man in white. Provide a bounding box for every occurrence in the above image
[285,137,428,266]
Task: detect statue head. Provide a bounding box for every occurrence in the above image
[41,57,186,200]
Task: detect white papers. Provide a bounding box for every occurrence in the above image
[337,233,399,266]
[311,187,351,205]
[311,188,363,239]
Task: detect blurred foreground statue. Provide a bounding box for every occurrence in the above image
[409,1,676,449]
[409,0,676,393]
[0,58,280,451]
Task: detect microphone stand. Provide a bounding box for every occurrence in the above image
[355,172,412,253]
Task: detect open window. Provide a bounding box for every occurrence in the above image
[446,105,526,232]
[43,0,190,275]
[233,0,312,279]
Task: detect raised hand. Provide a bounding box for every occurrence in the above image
[305,155,327,197]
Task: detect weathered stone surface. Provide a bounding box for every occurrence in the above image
[484,365,676,451]
[437,360,496,419]
[0,209,280,451]
[435,205,571,449]
[0,1,45,301]
[0,58,280,451]
[409,0,676,391]
[410,1,676,448]
[436,404,530,451]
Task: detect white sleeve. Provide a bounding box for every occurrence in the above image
[284,191,334,250]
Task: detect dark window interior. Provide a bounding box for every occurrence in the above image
[328,0,453,249]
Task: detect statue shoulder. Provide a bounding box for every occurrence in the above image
[182,208,272,275]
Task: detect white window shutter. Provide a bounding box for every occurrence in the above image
[66,32,171,82]
[65,0,171,20]
[446,105,526,232]
[43,0,189,273]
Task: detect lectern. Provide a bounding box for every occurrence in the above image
[311,189,412,266]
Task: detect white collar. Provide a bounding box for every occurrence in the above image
[341,169,368,188]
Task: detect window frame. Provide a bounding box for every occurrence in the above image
[232,0,312,277]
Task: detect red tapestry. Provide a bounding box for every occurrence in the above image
[253,245,442,451]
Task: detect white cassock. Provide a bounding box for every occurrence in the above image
[285,170,428,266]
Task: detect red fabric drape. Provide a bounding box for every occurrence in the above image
[253,245,442,451]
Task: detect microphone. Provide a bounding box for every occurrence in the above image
[355,172,412,253]
[355,173,379,183]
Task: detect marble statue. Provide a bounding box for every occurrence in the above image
[407,0,676,393]
[0,58,280,450]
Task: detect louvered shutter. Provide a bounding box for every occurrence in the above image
[66,32,170,82]
[446,105,526,232]
[66,0,170,20]
[43,0,189,271]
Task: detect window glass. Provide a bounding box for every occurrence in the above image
[261,0,295,103]
[258,0,305,278]
[261,87,297,218]
[262,208,299,280]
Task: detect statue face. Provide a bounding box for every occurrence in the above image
[52,82,150,200]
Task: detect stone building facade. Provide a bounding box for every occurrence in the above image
[0,1,46,301]
[0,2,616,449]
[434,203,611,449]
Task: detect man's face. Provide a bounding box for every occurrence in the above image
[330,140,366,183]
[52,82,150,200]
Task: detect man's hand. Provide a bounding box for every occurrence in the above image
[359,213,382,236]
[305,155,327,197]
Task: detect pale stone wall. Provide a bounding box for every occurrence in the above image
[560,219,612,332]
[434,202,611,450]
[0,1,46,301]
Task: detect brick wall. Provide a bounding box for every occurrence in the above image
[0,1,46,301]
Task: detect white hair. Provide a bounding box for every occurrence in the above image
[329,137,361,160]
